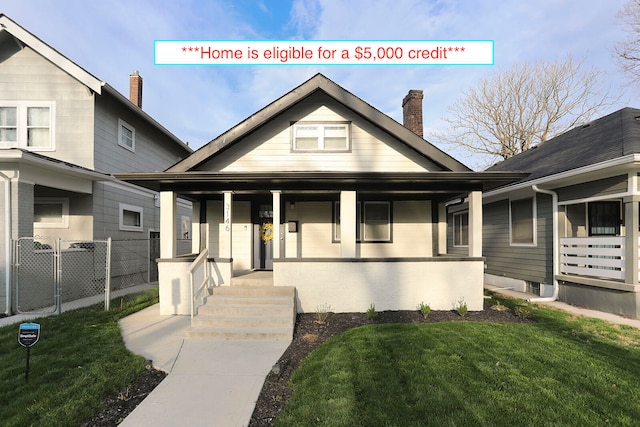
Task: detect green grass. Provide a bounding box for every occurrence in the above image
[277,297,640,426]
[0,289,159,427]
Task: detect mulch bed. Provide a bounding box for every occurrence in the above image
[86,301,531,426]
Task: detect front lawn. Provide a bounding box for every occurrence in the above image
[276,299,640,426]
[0,289,159,426]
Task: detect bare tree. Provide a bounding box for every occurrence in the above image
[439,55,612,162]
[616,0,640,86]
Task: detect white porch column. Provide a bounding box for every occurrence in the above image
[221,191,233,259]
[340,191,357,258]
[625,198,639,285]
[438,202,447,255]
[468,190,483,257]
[160,191,177,258]
[272,191,281,259]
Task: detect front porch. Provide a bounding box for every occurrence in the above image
[155,183,490,316]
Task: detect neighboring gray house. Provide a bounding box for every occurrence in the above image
[119,74,523,316]
[0,15,193,315]
[463,107,640,318]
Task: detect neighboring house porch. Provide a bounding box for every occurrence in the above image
[485,108,640,317]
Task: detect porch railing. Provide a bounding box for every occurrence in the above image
[189,248,213,319]
[559,236,625,281]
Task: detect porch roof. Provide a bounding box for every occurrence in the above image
[115,170,527,200]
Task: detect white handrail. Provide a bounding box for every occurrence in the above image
[189,248,212,319]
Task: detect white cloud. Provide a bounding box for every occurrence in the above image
[2,0,634,169]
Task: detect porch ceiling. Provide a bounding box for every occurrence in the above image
[116,171,527,199]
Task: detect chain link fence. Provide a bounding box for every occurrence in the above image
[12,237,193,314]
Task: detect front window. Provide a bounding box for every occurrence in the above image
[363,202,390,241]
[0,102,54,150]
[334,201,391,242]
[292,122,350,151]
[453,211,469,247]
[510,197,535,245]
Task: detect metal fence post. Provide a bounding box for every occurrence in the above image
[104,237,112,311]
[55,238,62,315]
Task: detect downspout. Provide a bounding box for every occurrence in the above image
[0,171,13,315]
[530,185,559,302]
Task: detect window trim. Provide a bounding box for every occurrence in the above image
[0,101,55,151]
[119,203,143,232]
[362,201,391,242]
[509,197,537,246]
[118,119,136,152]
[452,211,469,247]
[334,201,392,243]
[34,197,69,229]
[291,121,351,152]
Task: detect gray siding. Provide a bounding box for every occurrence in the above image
[94,94,189,174]
[0,43,95,169]
[556,175,628,202]
[483,194,553,284]
[92,182,157,239]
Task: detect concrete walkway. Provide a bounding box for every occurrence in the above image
[118,304,290,427]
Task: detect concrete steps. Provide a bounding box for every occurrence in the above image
[187,285,296,341]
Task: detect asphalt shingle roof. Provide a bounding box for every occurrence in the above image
[487,107,640,181]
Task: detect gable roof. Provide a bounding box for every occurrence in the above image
[167,73,470,173]
[487,107,640,182]
[0,14,191,155]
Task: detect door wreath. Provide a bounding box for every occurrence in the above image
[260,222,274,242]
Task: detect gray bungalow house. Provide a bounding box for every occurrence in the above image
[0,15,193,315]
[467,107,640,317]
[119,74,523,316]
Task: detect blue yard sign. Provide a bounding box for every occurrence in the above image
[18,323,40,383]
[18,323,40,347]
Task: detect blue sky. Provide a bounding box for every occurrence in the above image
[3,0,633,169]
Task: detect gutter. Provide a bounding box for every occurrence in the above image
[0,171,13,315]
[530,185,559,302]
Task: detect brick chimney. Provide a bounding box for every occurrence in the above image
[402,89,423,137]
[129,70,143,108]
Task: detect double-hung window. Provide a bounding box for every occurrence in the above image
[292,122,350,151]
[118,119,135,152]
[334,201,391,242]
[453,211,469,247]
[0,102,54,150]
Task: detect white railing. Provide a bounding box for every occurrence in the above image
[189,248,213,319]
[560,236,625,281]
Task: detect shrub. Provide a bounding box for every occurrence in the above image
[315,303,331,324]
[419,301,431,318]
[456,298,468,317]
[366,304,378,320]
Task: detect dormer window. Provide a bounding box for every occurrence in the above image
[292,122,350,151]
